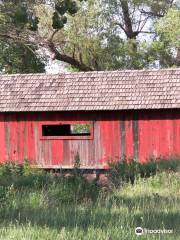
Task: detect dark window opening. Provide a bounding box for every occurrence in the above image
[42,124,91,137]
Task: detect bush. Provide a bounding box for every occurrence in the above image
[46,175,100,204]
[0,161,101,204]
[108,156,180,186]
[0,162,23,177]
[0,161,50,189]
[108,157,139,186]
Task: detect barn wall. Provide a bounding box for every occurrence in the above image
[0,110,180,168]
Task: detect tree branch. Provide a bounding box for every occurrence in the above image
[120,0,137,39]
[0,33,22,41]
[49,30,59,42]
[138,31,156,34]
[138,16,151,33]
[115,22,128,35]
[140,9,164,18]
[47,41,94,71]
[175,48,180,66]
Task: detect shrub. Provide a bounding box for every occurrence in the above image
[108,156,139,186]
[0,162,23,177]
[139,156,157,177]
[0,161,50,189]
[108,156,180,186]
[0,160,101,203]
[156,157,180,172]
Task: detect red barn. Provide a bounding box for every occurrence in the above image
[0,69,180,169]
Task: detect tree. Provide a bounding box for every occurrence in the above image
[0,0,88,73]
[33,0,92,71]
[98,0,179,69]
[52,0,179,70]
[0,42,45,74]
[0,0,179,72]
[156,8,180,66]
[0,0,45,73]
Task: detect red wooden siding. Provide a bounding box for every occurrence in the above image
[0,110,180,168]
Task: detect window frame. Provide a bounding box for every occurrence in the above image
[39,121,94,140]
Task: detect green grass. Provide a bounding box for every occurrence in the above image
[0,166,179,239]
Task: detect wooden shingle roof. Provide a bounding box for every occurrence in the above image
[0,68,180,112]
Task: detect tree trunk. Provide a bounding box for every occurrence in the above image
[48,42,94,71]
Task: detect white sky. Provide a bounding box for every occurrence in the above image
[45,60,67,74]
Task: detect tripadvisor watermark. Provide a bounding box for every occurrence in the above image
[135,227,173,236]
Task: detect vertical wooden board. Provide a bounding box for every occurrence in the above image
[25,120,35,164]
[94,120,104,167]
[63,140,71,166]
[150,118,155,158]
[87,139,95,167]
[157,118,162,158]
[17,119,24,164]
[120,116,126,159]
[36,114,51,167]
[68,140,89,168]
[125,113,133,161]
[4,115,11,161]
[51,140,64,166]
[160,117,171,157]
[100,120,114,165]
[147,115,154,159]
[82,140,95,167]
[29,121,36,163]
[112,119,120,161]
[23,119,28,161]
[168,116,174,156]
[99,117,120,166]
[177,114,180,156]
[139,113,147,163]
[100,120,109,162]
[34,120,41,165]
[173,113,180,156]
[151,118,159,159]
[68,140,90,168]
[172,117,178,155]
[107,121,113,160]
[68,140,79,167]
[158,117,165,157]
[150,117,158,158]
[41,140,52,166]
[132,113,139,161]
[39,137,52,167]
[165,116,172,157]
[36,119,48,166]
[0,114,6,163]
[16,117,21,164]
[170,113,175,156]
[9,115,18,162]
[79,140,89,167]
[154,118,161,159]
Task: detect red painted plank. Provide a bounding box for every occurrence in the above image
[0,114,5,163]
[125,114,133,161]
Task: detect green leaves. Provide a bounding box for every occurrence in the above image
[28,16,39,31]
[55,2,68,15]
[55,0,79,15]
[52,12,65,29]
[13,6,28,25]
[52,0,81,30]
[68,1,79,15]
[156,8,180,48]
[0,42,45,74]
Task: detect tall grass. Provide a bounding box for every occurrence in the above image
[0,161,179,240]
